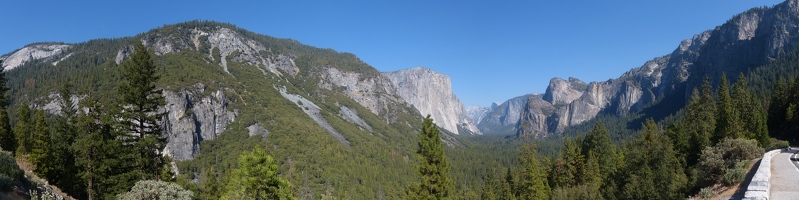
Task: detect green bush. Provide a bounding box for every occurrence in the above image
[0,174,13,192]
[715,138,764,163]
[766,138,790,150]
[699,187,715,199]
[722,167,746,186]
[117,180,194,200]
[0,150,22,192]
[699,138,763,183]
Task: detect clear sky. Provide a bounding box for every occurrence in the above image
[0,1,785,107]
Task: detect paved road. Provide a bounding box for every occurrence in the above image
[771,148,799,200]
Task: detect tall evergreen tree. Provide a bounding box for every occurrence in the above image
[714,74,742,142]
[0,60,14,154]
[768,77,789,133]
[76,96,135,200]
[551,137,583,188]
[582,151,601,189]
[117,41,168,181]
[50,83,83,198]
[408,115,453,199]
[500,168,517,200]
[582,120,620,186]
[480,168,499,200]
[29,109,54,177]
[732,73,769,146]
[517,140,550,200]
[620,119,686,200]
[14,102,32,155]
[685,76,716,165]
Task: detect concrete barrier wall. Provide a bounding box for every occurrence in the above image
[743,149,783,200]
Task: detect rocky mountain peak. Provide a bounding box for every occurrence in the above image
[542,77,587,105]
[465,105,491,125]
[1,44,71,71]
[131,25,300,77]
[383,67,481,135]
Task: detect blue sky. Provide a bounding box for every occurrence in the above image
[0,1,785,107]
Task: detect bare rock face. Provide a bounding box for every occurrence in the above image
[1,44,71,71]
[542,77,586,106]
[516,96,555,138]
[382,67,481,135]
[518,81,614,137]
[318,67,409,122]
[563,82,611,129]
[162,84,238,161]
[140,27,300,77]
[277,86,351,147]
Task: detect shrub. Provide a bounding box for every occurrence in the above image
[766,138,790,150]
[715,138,764,164]
[0,174,13,192]
[0,150,22,192]
[722,167,746,186]
[699,138,763,183]
[29,189,59,200]
[698,187,715,199]
[117,180,194,200]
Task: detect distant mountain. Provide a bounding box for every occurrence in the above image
[465,105,491,125]
[517,0,799,138]
[475,95,532,135]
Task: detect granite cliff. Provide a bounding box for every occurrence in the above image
[383,67,481,135]
[517,0,799,138]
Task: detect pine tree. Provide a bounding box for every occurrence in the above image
[14,102,32,155]
[75,97,128,200]
[517,140,550,200]
[582,151,601,189]
[732,73,770,146]
[223,147,294,200]
[408,115,453,199]
[620,119,686,199]
[0,60,14,154]
[768,77,789,132]
[552,137,583,188]
[714,74,742,142]
[500,168,517,200]
[117,41,168,181]
[50,83,82,198]
[480,168,499,200]
[685,76,716,165]
[582,120,619,186]
[29,109,53,177]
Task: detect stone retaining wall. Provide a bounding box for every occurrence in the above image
[743,149,783,200]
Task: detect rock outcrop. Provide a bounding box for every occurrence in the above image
[516,96,556,138]
[542,77,587,106]
[1,44,71,70]
[162,84,238,161]
[318,67,409,122]
[278,86,351,147]
[382,67,481,135]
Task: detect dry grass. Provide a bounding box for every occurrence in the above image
[14,155,75,200]
[709,158,760,200]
